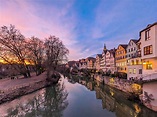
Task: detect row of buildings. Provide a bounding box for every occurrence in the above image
[67,22,157,80]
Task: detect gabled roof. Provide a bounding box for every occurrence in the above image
[86,57,95,61]
[67,61,76,67]
[79,59,85,62]
[107,48,116,57]
[102,49,108,54]
[121,44,128,49]
[131,39,138,44]
[96,54,102,58]
[115,44,127,53]
[127,39,139,49]
[140,22,157,33]
[75,61,79,66]
[117,44,128,50]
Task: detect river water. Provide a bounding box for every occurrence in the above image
[0,76,157,117]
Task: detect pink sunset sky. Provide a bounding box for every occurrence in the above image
[0,0,157,61]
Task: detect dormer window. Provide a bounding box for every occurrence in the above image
[145,29,150,41]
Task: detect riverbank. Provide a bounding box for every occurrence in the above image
[0,72,59,104]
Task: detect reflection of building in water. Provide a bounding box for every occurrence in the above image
[79,79,87,86]
[86,79,157,116]
[95,74,103,82]
[87,82,94,91]
[115,102,138,117]
[101,90,115,111]
[95,85,141,117]
[95,87,102,99]
[95,80,101,87]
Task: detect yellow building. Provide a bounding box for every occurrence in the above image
[116,44,128,74]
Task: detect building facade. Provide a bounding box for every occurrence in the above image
[105,49,116,74]
[140,22,157,79]
[100,44,107,72]
[126,39,143,80]
[116,44,128,74]
[96,54,102,71]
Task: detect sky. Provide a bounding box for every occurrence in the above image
[0,0,157,61]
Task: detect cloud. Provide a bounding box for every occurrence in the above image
[1,0,157,61]
[0,0,82,60]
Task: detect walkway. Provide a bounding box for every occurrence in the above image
[0,72,46,91]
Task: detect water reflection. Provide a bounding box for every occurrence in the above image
[84,79,157,117]
[0,81,68,117]
[0,76,157,117]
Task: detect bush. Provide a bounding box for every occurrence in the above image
[110,74,115,77]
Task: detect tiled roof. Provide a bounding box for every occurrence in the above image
[86,57,95,60]
[140,22,157,33]
[97,54,102,58]
[68,61,76,67]
[120,44,128,49]
[107,49,116,57]
[103,49,108,54]
[131,39,138,44]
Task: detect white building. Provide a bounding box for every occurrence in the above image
[100,44,107,72]
[126,39,143,80]
[96,54,102,71]
[105,49,116,74]
[140,22,157,80]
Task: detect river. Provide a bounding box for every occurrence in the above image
[0,76,157,117]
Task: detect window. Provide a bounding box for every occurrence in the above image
[146,63,152,70]
[138,51,141,57]
[136,60,139,65]
[129,69,132,74]
[138,43,141,49]
[122,62,124,66]
[145,29,150,40]
[144,45,153,55]
[133,68,136,74]
[139,69,142,74]
[131,60,134,65]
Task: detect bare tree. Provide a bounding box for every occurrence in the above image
[44,35,69,80]
[26,36,45,76]
[0,25,31,78]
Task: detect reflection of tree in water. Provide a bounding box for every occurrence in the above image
[6,81,68,117]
